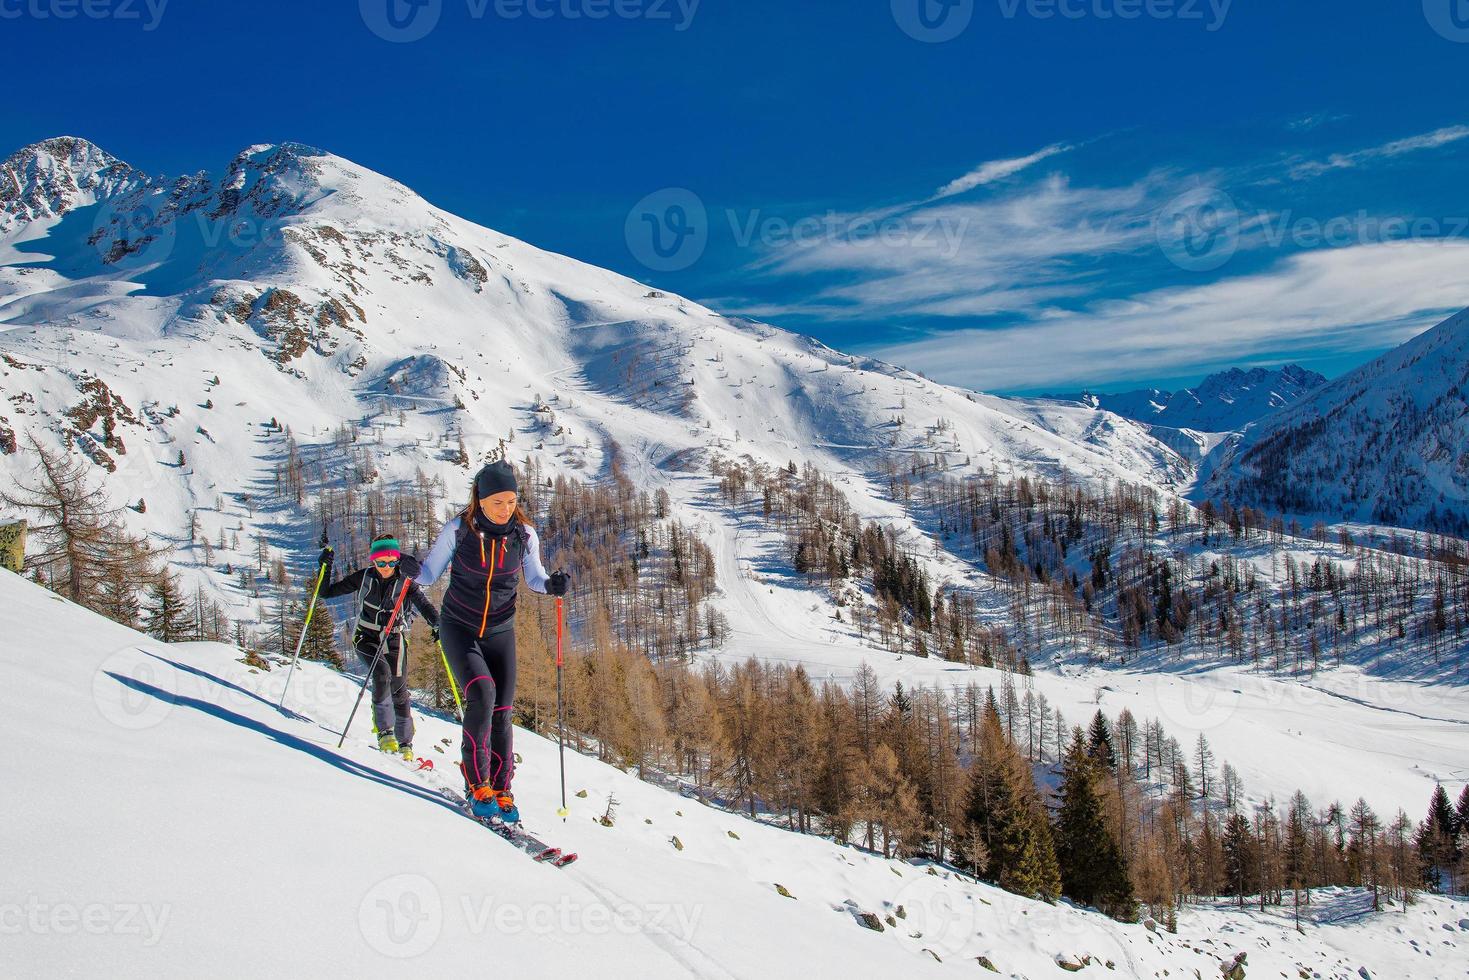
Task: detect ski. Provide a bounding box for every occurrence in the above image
[392,752,579,867]
[476,812,578,867]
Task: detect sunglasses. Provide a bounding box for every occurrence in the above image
[373,558,399,569]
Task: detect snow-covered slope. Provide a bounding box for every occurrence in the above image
[8,567,1466,978]
[1204,308,1469,533]
[0,136,1185,563]
[1049,365,1325,434]
[0,134,1188,700]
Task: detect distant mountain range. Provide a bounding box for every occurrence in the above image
[1047,365,1327,433]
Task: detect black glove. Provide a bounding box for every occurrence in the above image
[398,553,422,578]
[317,546,333,569]
[430,624,441,643]
[547,570,570,596]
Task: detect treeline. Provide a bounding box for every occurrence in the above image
[713,454,1017,666]
[511,610,1469,922]
[875,454,1469,674]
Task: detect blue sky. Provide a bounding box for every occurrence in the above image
[3,0,1469,394]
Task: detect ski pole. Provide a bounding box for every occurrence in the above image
[278,527,330,711]
[556,595,568,819]
[436,637,464,722]
[338,576,413,749]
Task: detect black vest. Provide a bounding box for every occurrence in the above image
[441,513,530,636]
[353,572,409,638]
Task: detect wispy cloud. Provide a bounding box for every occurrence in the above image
[865,241,1469,391]
[1286,112,1348,132]
[743,173,1171,319]
[932,142,1073,200]
[1289,124,1469,179]
[715,123,1469,392]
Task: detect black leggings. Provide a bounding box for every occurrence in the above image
[438,619,517,792]
[356,634,413,747]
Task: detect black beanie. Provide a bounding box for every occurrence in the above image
[475,460,518,497]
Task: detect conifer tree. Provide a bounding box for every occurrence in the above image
[1222,812,1256,905]
[1087,710,1116,770]
[1054,731,1135,919]
[299,598,341,668]
[1417,784,1458,891]
[95,536,153,629]
[144,569,192,642]
[965,705,1060,900]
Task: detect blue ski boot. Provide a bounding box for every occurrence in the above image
[469,785,519,824]
[470,784,505,821]
[493,790,520,825]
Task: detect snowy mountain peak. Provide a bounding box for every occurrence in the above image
[0,135,139,228]
[207,141,347,222]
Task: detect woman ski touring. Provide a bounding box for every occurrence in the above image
[319,533,439,760]
[417,460,569,826]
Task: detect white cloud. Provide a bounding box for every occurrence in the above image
[863,241,1469,391]
[932,142,1073,200]
[761,173,1162,286]
[1290,124,1469,179]
[716,124,1469,392]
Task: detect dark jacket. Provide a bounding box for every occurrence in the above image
[322,564,438,649]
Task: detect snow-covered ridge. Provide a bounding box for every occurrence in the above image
[0,134,1188,563]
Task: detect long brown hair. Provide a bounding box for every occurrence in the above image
[460,478,534,529]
